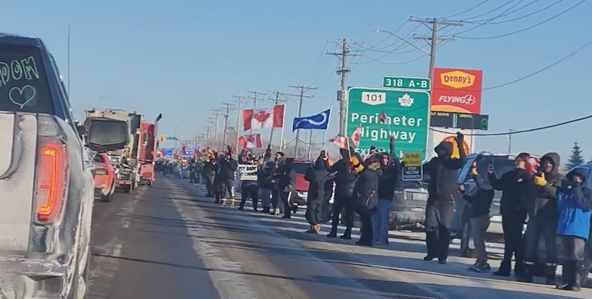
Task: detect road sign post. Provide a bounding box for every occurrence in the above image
[383,76,431,91]
[346,87,430,160]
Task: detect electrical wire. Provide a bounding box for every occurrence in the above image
[464,0,564,25]
[455,0,586,40]
[301,40,331,85]
[448,0,526,36]
[457,0,517,21]
[430,114,592,136]
[360,21,412,52]
[482,38,592,90]
[439,0,491,19]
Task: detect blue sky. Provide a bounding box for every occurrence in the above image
[2,0,591,162]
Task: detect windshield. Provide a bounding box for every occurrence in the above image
[0,44,54,114]
[88,119,128,146]
[292,162,311,174]
[477,155,516,177]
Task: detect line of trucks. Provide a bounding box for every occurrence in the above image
[82,109,162,196]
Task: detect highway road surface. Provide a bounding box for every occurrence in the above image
[87,175,592,299]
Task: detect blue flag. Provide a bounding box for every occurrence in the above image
[292,108,331,132]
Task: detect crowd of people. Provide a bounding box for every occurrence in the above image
[163,132,592,292]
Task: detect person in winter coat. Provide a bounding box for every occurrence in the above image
[327,148,358,239]
[353,155,382,246]
[550,168,592,291]
[488,152,533,276]
[422,132,466,264]
[239,158,260,211]
[519,152,564,284]
[278,158,297,219]
[270,152,286,215]
[372,136,401,245]
[257,160,274,213]
[216,147,239,207]
[459,161,495,273]
[304,151,330,234]
[202,155,219,198]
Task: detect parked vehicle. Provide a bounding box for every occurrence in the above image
[0,33,126,299]
[138,115,162,186]
[92,152,117,202]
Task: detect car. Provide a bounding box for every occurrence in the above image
[92,152,117,202]
[0,33,123,299]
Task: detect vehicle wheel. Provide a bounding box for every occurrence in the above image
[123,185,132,193]
[99,191,112,202]
[147,181,152,186]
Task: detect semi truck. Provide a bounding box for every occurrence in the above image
[138,114,163,185]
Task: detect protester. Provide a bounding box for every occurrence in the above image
[488,152,532,276]
[353,154,382,247]
[278,158,297,219]
[239,157,260,211]
[257,160,274,214]
[270,152,286,216]
[372,137,401,245]
[550,168,592,291]
[216,146,238,207]
[304,151,330,234]
[459,161,495,273]
[327,148,357,240]
[520,152,563,284]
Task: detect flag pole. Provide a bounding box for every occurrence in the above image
[321,106,332,148]
[279,104,286,151]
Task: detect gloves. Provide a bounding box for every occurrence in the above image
[487,163,494,174]
[470,162,478,176]
[458,184,466,194]
[533,173,547,186]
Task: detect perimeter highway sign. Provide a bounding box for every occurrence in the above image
[346,87,430,160]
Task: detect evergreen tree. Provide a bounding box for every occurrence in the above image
[566,141,585,169]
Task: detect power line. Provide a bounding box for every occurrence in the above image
[409,17,463,79]
[326,38,363,136]
[482,38,592,90]
[464,0,566,25]
[457,0,516,21]
[431,114,592,136]
[289,85,317,158]
[454,0,586,40]
[440,0,491,19]
[447,0,525,36]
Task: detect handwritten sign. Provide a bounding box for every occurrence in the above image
[402,152,423,181]
[0,51,51,113]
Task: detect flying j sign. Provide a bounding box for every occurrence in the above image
[431,67,483,114]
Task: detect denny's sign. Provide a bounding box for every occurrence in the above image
[431,67,483,114]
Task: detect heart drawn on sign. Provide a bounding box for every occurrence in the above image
[9,85,37,109]
[253,110,270,123]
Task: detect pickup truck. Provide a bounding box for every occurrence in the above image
[0,33,126,299]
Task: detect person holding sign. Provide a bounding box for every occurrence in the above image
[372,135,401,245]
[422,132,466,264]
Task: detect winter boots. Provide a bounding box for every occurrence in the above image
[557,261,584,291]
[305,224,321,234]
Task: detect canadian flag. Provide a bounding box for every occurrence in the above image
[242,104,285,131]
[329,136,348,149]
[349,125,362,148]
[238,134,263,149]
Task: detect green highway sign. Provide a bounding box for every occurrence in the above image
[383,76,431,91]
[346,87,430,160]
[166,136,177,141]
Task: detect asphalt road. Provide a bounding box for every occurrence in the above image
[86,175,592,299]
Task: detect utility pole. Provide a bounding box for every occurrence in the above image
[212,109,223,139]
[220,102,235,150]
[508,129,515,153]
[232,95,245,157]
[327,38,363,137]
[289,85,317,158]
[267,90,296,148]
[408,17,463,80]
[246,91,266,134]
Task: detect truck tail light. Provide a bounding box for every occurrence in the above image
[34,138,68,223]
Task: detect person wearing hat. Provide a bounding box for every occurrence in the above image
[326,148,358,239]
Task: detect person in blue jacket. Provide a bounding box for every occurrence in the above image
[539,168,592,291]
